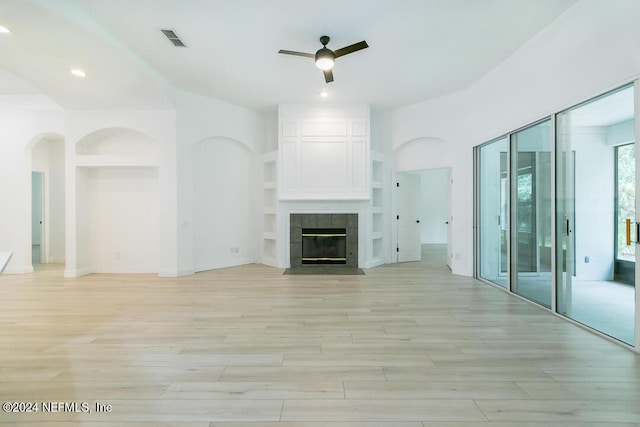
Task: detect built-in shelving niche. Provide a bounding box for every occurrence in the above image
[74,128,160,275]
[370,151,386,266]
[261,150,387,268]
[262,151,278,266]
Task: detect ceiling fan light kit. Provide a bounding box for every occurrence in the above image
[279,35,368,83]
[315,48,335,71]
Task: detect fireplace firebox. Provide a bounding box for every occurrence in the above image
[289,213,358,269]
[302,228,347,264]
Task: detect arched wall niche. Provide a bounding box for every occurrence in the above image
[394,137,452,172]
[193,135,256,155]
[73,127,160,275]
[192,136,258,272]
[75,127,158,157]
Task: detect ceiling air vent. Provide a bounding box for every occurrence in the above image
[161,29,186,47]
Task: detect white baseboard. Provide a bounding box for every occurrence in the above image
[194,257,255,273]
[364,258,386,268]
[159,269,194,277]
[64,267,91,278]
[90,266,158,274]
[3,266,31,275]
[261,256,279,268]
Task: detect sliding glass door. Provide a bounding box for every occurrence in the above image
[475,83,637,348]
[478,137,508,288]
[511,120,553,308]
[615,143,636,283]
[556,85,635,345]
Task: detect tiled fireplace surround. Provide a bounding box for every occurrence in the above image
[289,213,358,269]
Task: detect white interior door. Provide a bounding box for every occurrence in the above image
[446,169,453,269]
[397,173,421,262]
[31,171,44,264]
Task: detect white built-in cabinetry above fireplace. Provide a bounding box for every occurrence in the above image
[278,104,369,200]
[261,104,387,269]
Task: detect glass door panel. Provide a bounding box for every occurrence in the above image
[556,84,635,345]
[615,143,635,283]
[478,137,508,288]
[511,120,553,308]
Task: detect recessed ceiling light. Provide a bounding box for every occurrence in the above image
[320,89,329,98]
[70,69,86,78]
[0,26,10,34]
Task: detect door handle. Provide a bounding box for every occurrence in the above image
[624,219,640,244]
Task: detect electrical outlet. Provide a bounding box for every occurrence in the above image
[585,256,590,263]
[115,251,121,260]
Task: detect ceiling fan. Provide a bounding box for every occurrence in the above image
[279,35,369,83]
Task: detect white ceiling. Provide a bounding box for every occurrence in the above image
[0,0,578,112]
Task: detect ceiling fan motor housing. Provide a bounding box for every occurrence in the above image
[315,47,336,70]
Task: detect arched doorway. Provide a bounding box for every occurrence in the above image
[28,134,65,270]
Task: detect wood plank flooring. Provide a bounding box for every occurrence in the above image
[1,246,639,426]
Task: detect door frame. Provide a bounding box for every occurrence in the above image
[392,168,452,265]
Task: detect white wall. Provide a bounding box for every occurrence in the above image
[87,167,159,273]
[382,0,640,276]
[75,167,91,275]
[194,137,256,271]
[47,139,66,262]
[0,103,64,274]
[170,88,266,276]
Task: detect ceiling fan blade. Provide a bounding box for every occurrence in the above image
[333,40,369,58]
[278,49,315,58]
[323,69,334,83]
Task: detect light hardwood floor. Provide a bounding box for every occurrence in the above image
[1,246,639,426]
